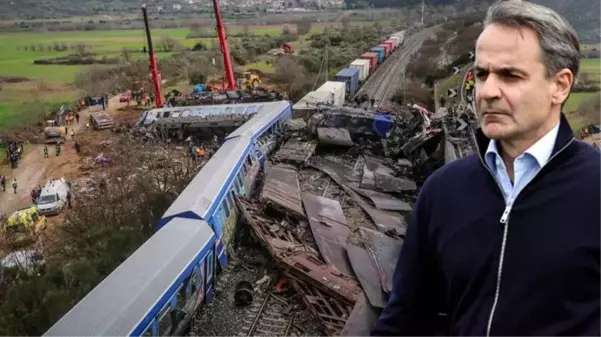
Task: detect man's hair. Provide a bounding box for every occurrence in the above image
[484,0,581,80]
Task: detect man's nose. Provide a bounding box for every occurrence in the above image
[476,76,502,101]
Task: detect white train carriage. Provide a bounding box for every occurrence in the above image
[44,218,217,337]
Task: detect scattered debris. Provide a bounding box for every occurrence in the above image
[261,165,305,218]
[192,101,477,336]
[273,139,317,164]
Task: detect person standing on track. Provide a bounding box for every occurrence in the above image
[371,1,600,336]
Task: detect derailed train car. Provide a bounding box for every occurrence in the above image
[44,100,293,337]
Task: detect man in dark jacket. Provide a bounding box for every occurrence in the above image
[372,1,600,336]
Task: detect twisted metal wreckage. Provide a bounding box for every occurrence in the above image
[225,102,478,336]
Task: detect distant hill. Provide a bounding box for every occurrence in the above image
[534,0,600,42]
[0,0,598,42]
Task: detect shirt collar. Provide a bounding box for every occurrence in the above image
[485,122,560,169]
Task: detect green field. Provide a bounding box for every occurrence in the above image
[0,24,304,84]
[0,24,312,130]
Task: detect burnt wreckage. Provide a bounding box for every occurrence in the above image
[230,103,477,336]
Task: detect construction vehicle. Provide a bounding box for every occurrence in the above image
[141,4,164,108]
[210,0,236,91]
[235,71,261,89]
[2,205,46,248]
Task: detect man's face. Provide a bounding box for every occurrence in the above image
[474,23,563,141]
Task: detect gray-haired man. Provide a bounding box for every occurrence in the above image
[372,1,600,335]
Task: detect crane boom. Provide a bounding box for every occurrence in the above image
[211,0,236,91]
[141,4,164,108]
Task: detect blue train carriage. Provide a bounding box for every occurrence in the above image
[334,68,360,97]
[225,100,292,143]
[159,101,292,268]
[44,218,218,337]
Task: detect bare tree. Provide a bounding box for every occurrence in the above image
[274,56,312,100]
[74,43,87,56]
[121,48,133,63]
[296,19,312,36]
[156,36,183,52]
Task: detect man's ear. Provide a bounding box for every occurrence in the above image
[552,68,573,106]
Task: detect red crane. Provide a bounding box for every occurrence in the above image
[141,4,164,108]
[210,0,236,91]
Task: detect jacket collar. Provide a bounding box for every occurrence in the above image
[475,113,575,161]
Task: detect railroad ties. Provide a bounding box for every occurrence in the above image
[239,293,305,337]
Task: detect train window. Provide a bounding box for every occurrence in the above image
[157,305,172,336]
[223,202,230,218]
[227,190,234,206]
[176,281,187,310]
[199,261,205,290]
[218,205,227,223]
[234,176,242,192]
[207,252,213,278]
[188,267,198,296]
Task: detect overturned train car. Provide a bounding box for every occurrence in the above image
[44,100,293,337]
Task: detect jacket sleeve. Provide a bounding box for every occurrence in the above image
[371,175,439,336]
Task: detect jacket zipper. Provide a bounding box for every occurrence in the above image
[477,137,574,337]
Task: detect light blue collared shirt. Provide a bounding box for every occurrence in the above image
[485,123,560,204]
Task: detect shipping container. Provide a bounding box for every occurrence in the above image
[361,52,378,71]
[385,39,397,50]
[378,43,392,57]
[292,90,336,119]
[389,36,401,48]
[370,47,385,63]
[335,67,360,96]
[315,81,346,105]
[392,30,405,45]
[350,59,370,81]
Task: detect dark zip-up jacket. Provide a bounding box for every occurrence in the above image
[372,114,600,336]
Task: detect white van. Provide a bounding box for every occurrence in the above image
[36,178,70,216]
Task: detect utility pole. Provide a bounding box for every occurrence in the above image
[421,0,425,26]
[324,24,329,83]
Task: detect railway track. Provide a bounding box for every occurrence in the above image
[354,26,440,104]
[238,293,305,337]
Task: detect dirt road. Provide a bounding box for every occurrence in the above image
[0,97,128,215]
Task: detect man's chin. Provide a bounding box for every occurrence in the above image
[481,123,512,140]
